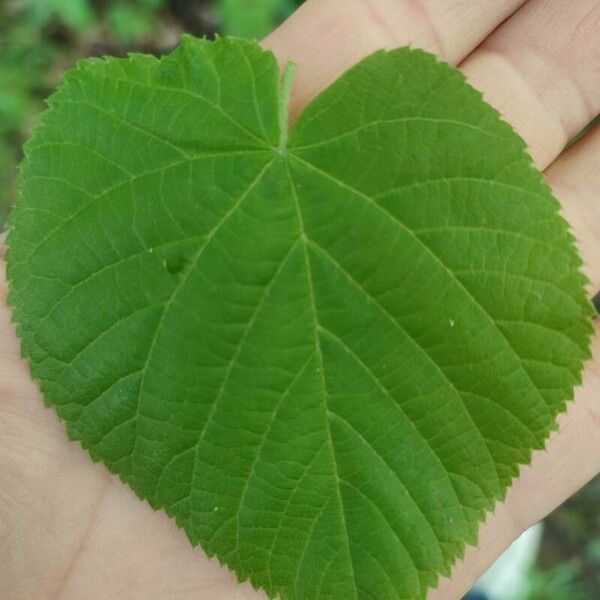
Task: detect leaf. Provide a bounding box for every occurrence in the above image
[6,37,594,600]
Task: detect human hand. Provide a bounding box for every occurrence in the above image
[1,1,599,598]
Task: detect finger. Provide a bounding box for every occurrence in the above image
[264,0,528,112]
[545,124,600,290]
[430,322,600,599]
[460,0,600,169]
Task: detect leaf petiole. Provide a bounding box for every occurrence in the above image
[278,61,297,154]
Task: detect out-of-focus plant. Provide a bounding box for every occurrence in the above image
[526,477,600,600]
[527,561,589,600]
[218,0,296,38]
[106,0,168,46]
[16,0,170,44]
[0,10,56,228]
[18,0,95,33]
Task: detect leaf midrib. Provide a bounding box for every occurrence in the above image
[285,159,360,600]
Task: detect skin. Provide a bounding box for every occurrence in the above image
[1,1,599,598]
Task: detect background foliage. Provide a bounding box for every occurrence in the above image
[0,1,597,597]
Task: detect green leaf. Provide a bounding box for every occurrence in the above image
[7,37,593,599]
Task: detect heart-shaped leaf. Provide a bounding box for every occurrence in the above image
[7,37,594,599]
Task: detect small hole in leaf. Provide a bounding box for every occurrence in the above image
[161,254,187,275]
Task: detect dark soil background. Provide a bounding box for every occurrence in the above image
[0,1,598,598]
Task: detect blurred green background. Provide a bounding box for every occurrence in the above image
[0,1,598,598]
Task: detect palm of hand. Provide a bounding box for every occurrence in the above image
[2,2,600,599]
